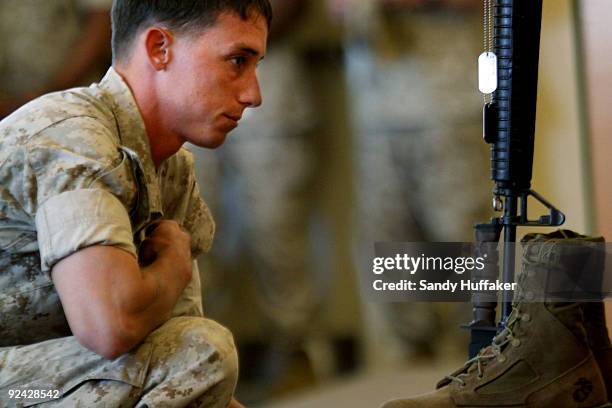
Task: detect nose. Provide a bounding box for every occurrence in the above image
[239,72,262,108]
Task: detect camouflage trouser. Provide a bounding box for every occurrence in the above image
[347,11,490,361]
[0,317,238,408]
[192,43,319,340]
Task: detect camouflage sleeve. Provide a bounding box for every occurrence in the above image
[35,189,137,271]
[28,116,138,271]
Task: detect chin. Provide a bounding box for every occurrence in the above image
[189,130,228,149]
[206,136,227,149]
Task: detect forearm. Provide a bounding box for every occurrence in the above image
[112,257,188,351]
[52,245,190,359]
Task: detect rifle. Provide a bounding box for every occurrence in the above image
[467,0,566,358]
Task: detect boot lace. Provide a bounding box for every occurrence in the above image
[445,307,527,387]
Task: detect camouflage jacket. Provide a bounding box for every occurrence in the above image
[0,67,215,346]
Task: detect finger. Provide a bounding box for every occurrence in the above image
[144,220,165,236]
[138,239,157,266]
[143,212,166,236]
[147,219,180,237]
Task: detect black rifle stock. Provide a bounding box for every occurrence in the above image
[467,0,565,358]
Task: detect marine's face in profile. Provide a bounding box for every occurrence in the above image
[161,11,268,148]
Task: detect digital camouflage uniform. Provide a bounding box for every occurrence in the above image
[345,4,491,363]
[0,68,238,407]
[0,0,112,99]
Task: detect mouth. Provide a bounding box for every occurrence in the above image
[224,113,241,123]
[220,114,240,131]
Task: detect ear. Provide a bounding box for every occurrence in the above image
[144,27,173,70]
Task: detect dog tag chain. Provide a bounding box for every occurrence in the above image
[479,0,497,102]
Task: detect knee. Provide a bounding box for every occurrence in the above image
[200,319,237,380]
[151,317,238,386]
[182,317,238,384]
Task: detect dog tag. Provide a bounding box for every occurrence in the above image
[478,52,498,94]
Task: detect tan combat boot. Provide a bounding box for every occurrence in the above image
[381,231,610,408]
[583,301,612,400]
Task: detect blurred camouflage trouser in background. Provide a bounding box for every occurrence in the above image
[0,317,238,408]
[192,42,320,343]
[347,10,491,363]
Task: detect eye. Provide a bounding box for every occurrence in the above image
[230,56,247,67]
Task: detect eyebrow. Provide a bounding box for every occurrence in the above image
[232,43,264,59]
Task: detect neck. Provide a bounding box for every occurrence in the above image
[114,64,183,169]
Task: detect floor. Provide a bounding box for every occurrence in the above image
[260,358,464,408]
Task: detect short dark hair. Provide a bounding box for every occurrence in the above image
[111,0,273,62]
